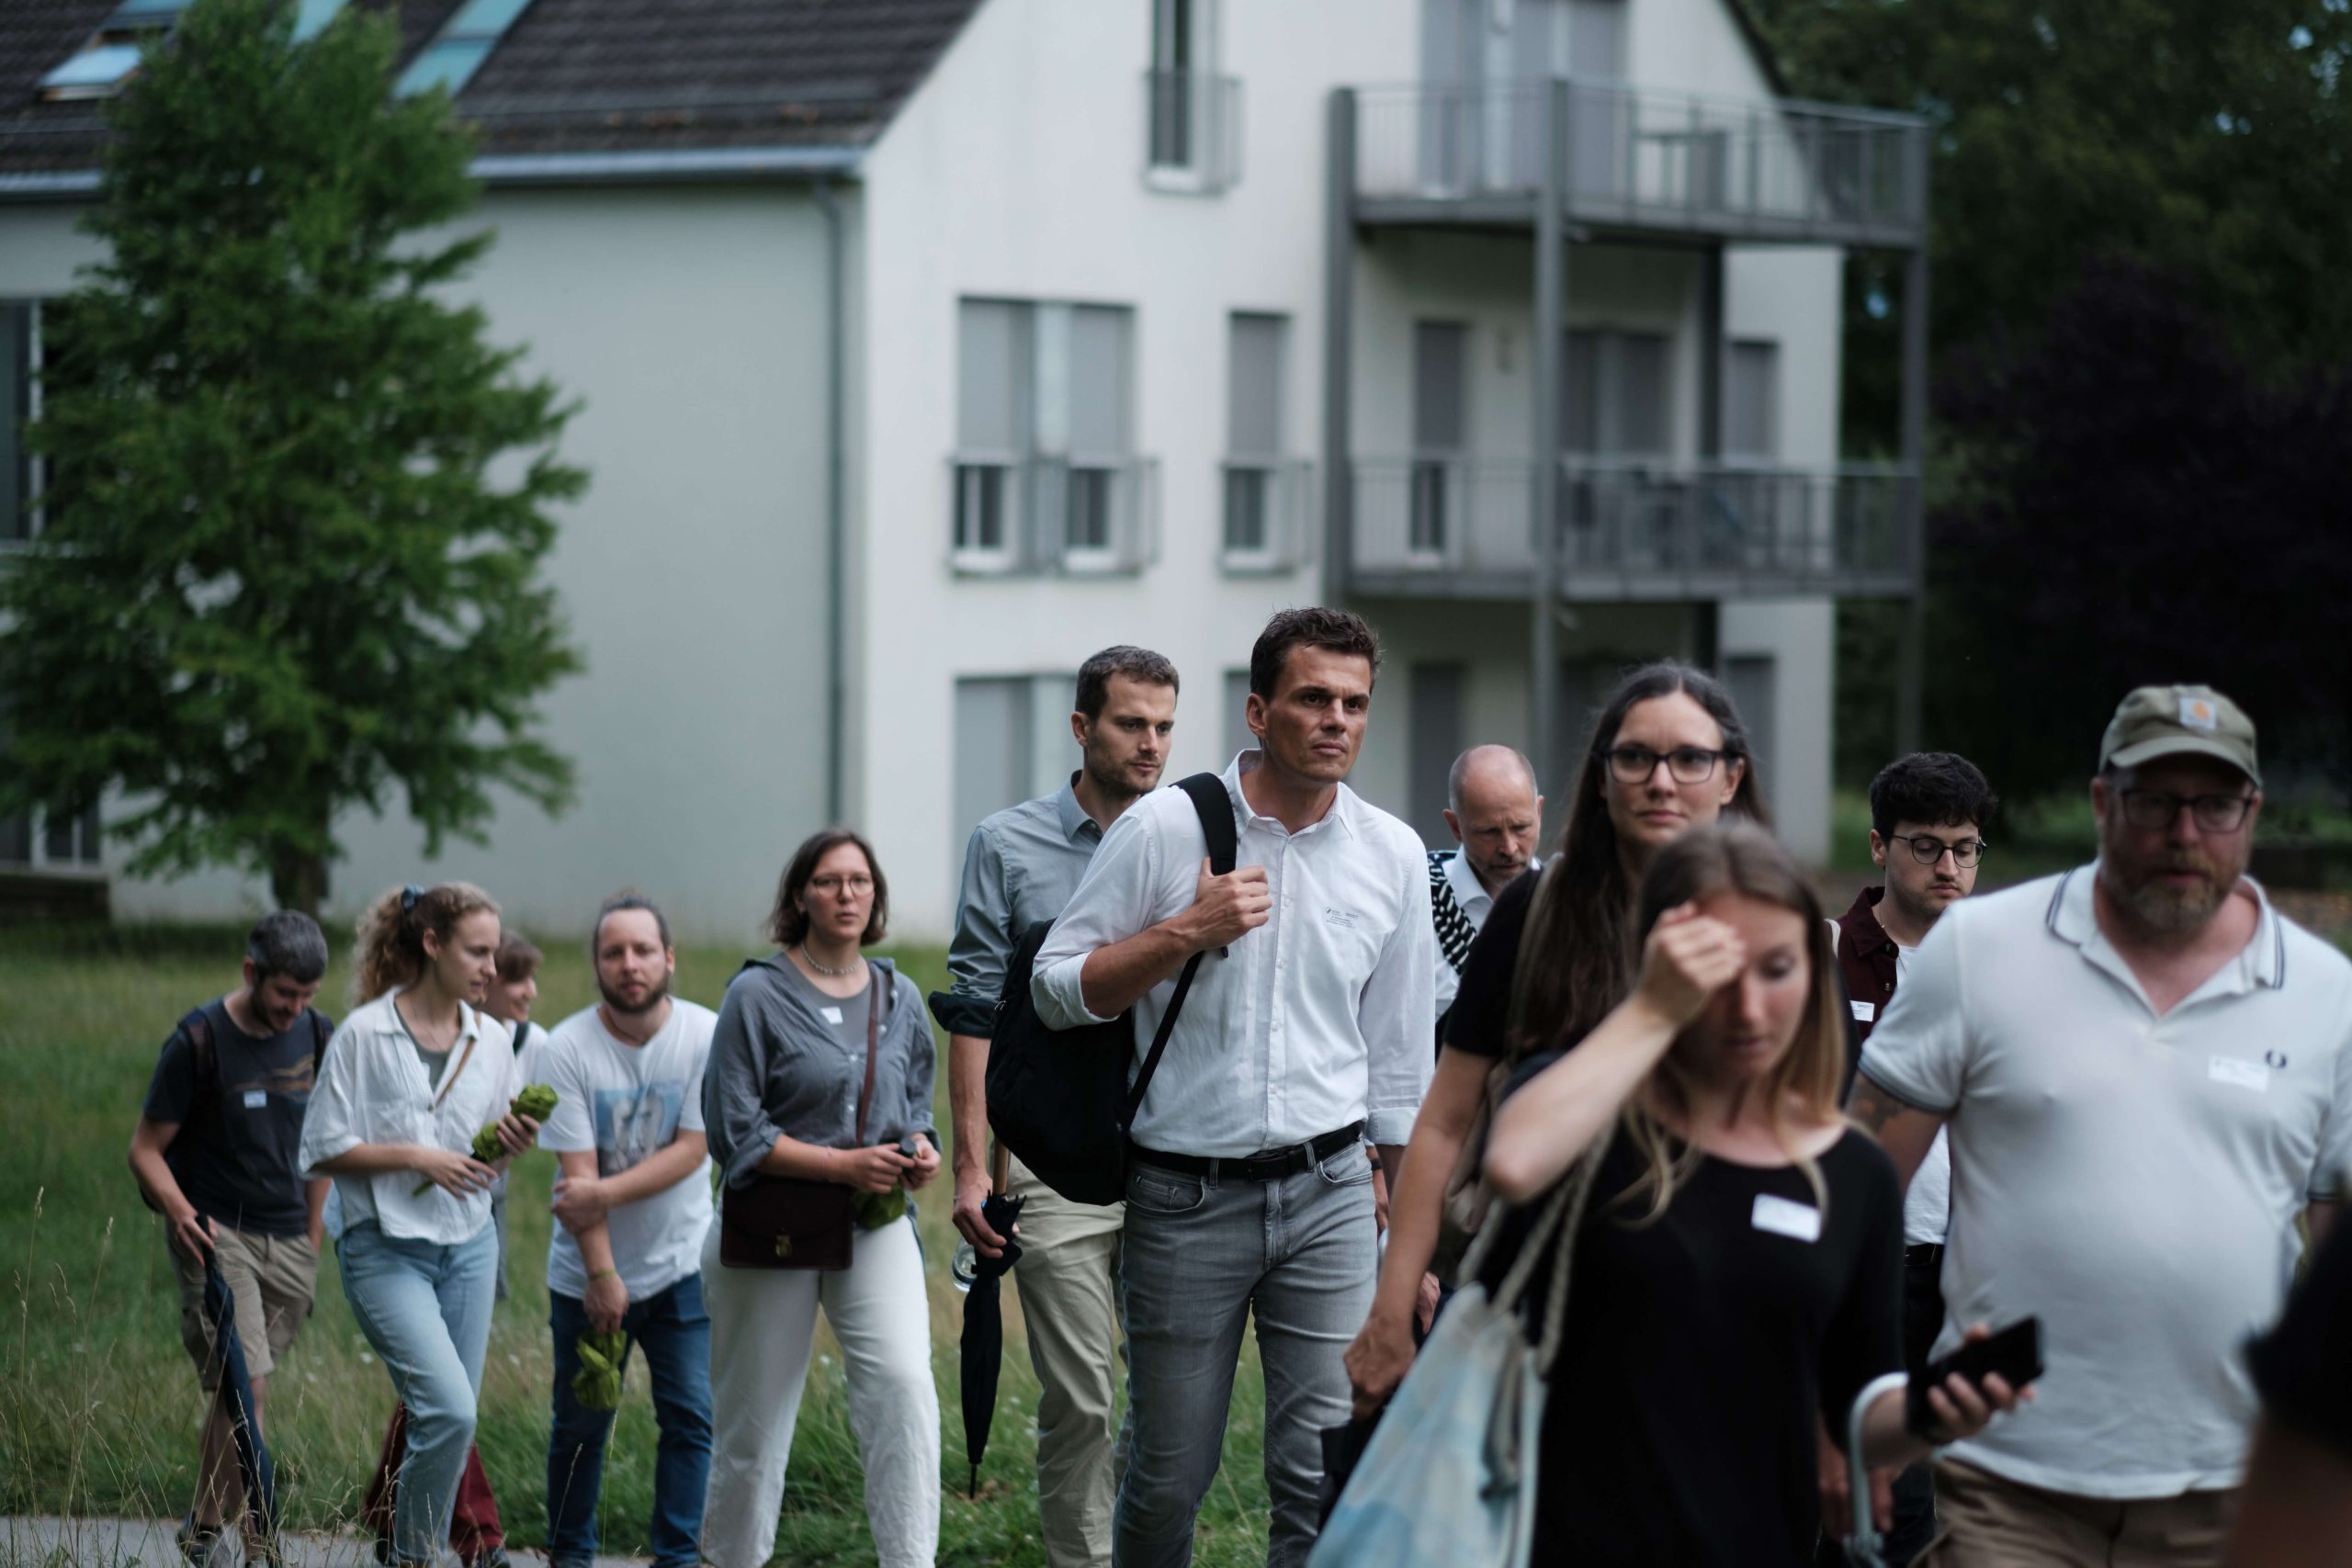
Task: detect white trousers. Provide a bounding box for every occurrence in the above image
[697,1217,941,1568]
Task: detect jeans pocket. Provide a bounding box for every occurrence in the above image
[1316,1144,1374,1188]
[1125,1167,1207,1215]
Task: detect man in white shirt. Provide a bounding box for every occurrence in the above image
[1853,685,2352,1567]
[537,893,718,1568]
[1034,607,1436,1568]
[1430,743,1542,1039]
[1825,750,1995,1564]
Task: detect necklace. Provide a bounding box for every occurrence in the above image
[797,943,860,977]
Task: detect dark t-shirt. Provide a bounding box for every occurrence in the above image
[2249,1217,2352,1458]
[1443,866,1864,1090]
[1488,1127,1905,1566]
[141,998,330,1237]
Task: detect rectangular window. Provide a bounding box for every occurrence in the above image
[1,304,29,544]
[953,678,1035,866]
[1726,339,1780,461]
[1223,312,1288,563]
[1561,329,1671,457]
[955,299,1033,568]
[1408,663,1466,847]
[1061,305,1134,567]
[1149,0,1196,168]
[43,804,101,866]
[1411,321,1468,559]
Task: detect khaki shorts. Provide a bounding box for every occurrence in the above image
[168,1225,318,1390]
[1927,1458,2238,1568]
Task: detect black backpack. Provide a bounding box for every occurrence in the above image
[985,773,1237,1206]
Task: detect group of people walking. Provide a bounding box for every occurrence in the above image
[126,602,2352,1568]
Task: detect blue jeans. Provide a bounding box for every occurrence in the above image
[336,1223,499,1567]
[1114,1141,1378,1568]
[547,1273,713,1568]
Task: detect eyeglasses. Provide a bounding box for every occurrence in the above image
[2117,789,2256,834]
[1888,833,1986,868]
[808,874,875,896]
[1599,745,1733,784]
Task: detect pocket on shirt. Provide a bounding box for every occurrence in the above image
[1316,1143,1374,1189]
[1125,1166,1207,1216]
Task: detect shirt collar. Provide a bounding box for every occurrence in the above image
[1444,848,1526,910]
[2047,860,2286,991]
[1053,774,1102,843]
[1224,750,1358,840]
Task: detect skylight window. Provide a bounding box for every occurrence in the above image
[38,0,349,101]
[396,0,537,97]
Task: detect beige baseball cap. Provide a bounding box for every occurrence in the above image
[2098,684,2261,786]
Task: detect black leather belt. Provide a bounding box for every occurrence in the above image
[1905,1243,1945,1269]
[1129,1122,1366,1182]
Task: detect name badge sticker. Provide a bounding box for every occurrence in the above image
[820,1006,843,1025]
[243,1089,268,1110]
[2210,1055,2269,1093]
[1752,1193,1823,1243]
[1850,999,1876,1023]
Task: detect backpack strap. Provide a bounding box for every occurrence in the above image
[1123,773,1238,1126]
[309,1009,333,1072]
[177,1006,218,1114]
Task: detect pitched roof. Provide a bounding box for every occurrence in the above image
[0,0,984,180]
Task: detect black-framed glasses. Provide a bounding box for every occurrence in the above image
[1599,745,1732,784]
[1888,832,1986,868]
[2118,789,2256,834]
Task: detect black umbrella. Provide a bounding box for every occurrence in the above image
[201,1258,278,1551]
[958,1191,1026,1497]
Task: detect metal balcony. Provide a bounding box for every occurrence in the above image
[1350,457,1917,601]
[1349,81,1928,249]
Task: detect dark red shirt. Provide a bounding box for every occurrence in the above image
[1833,886,1902,1047]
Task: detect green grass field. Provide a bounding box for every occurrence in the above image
[0,924,1274,1566]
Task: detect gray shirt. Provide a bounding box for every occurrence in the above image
[930,776,1105,1037]
[702,955,937,1189]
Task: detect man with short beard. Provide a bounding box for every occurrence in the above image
[537,893,718,1568]
[932,645,1179,1568]
[1851,687,2352,1568]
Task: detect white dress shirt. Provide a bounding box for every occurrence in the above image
[1033,751,1437,1157]
[1433,849,1519,1015]
[300,990,521,1246]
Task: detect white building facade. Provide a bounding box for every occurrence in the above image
[0,0,1924,940]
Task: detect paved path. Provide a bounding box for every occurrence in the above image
[0,1520,639,1568]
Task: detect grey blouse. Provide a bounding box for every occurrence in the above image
[702,954,938,1190]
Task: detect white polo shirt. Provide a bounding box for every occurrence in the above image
[1860,864,2352,1497]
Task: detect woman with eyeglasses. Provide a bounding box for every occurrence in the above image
[698,829,943,1568]
[1345,660,1770,1413]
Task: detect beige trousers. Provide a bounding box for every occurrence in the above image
[1006,1152,1125,1568]
[1928,1459,2239,1568]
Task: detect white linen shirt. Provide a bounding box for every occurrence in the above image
[300,990,522,1246]
[1033,751,1437,1157]
[1860,865,2352,1497]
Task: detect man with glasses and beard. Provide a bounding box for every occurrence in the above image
[933,644,1180,1568]
[1851,687,2352,1567]
[537,893,718,1568]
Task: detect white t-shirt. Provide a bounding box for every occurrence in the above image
[1861,866,2352,1497]
[1887,942,1955,1248]
[537,1000,718,1302]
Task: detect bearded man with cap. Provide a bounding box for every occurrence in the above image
[1848,684,2352,1568]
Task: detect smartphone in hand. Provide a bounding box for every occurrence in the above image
[1909,1316,2041,1435]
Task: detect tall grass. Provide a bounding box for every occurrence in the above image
[0,928,1273,1565]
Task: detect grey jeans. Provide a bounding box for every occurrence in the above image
[1114,1139,1377,1568]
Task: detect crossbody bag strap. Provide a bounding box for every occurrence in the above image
[1122,773,1241,1127]
[854,962,883,1144]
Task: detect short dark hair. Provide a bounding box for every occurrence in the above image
[247,910,327,985]
[1074,645,1180,723]
[1248,607,1383,700]
[494,931,544,984]
[593,890,673,954]
[1869,751,1998,840]
[766,829,889,949]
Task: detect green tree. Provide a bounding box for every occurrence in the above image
[0,0,583,914]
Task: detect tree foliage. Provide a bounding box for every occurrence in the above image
[1922,258,2352,800]
[0,0,584,912]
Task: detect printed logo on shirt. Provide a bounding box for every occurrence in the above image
[1322,907,1360,930]
[1751,1193,1823,1243]
[2208,1055,2269,1094]
[592,1083,686,1177]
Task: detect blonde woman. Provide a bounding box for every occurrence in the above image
[298,883,539,1568]
[1480,824,2031,1565]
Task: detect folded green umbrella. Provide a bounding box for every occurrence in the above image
[413,1083,560,1195]
[572,1327,629,1410]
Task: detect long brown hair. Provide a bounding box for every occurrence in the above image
[1506,660,1770,1059]
[354,882,501,1004]
[1616,822,1845,1221]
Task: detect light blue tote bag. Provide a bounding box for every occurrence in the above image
[1308,1131,1611,1568]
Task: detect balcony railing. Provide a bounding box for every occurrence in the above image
[949,453,1159,576]
[1351,457,1917,599]
[1146,70,1243,192]
[1219,457,1313,572]
[1351,81,1926,243]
